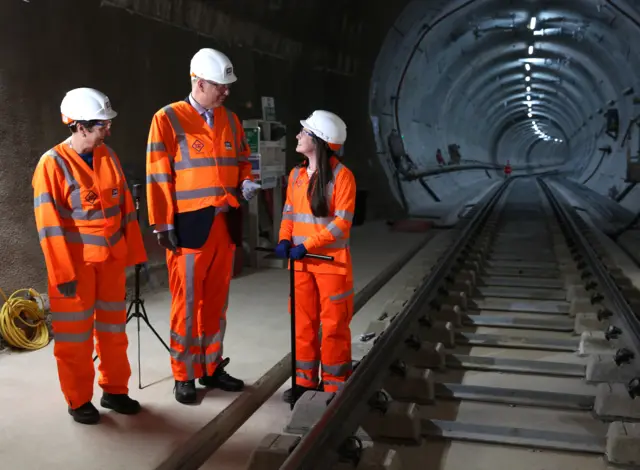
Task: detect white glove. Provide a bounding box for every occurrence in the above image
[241,180,261,201]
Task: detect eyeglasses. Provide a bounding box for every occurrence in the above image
[94,120,112,129]
[301,128,314,137]
[205,79,231,91]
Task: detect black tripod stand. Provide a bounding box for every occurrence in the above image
[92,184,170,390]
[127,183,170,389]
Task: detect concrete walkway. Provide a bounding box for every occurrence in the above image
[0,220,430,470]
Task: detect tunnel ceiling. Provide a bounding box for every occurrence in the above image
[370,0,640,175]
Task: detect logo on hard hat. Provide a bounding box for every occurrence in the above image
[105,100,112,110]
[225,66,233,76]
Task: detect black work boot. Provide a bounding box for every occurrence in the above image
[282,385,318,405]
[199,358,244,392]
[100,393,141,415]
[174,380,197,404]
[68,402,100,425]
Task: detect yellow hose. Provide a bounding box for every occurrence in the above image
[0,287,50,350]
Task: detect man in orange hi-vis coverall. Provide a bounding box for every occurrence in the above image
[146,48,260,404]
[32,87,148,424]
[274,110,356,405]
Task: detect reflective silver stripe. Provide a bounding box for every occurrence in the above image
[334,210,353,222]
[225,108,238,149]
[95,321,126,333]
[283,204,294,212]
[47,150,82,211]
[170,330,221,348]
[292,235,349,249]
[155,224,174,231]
[65,204,120,221]
[185,253,195,379]
[296,370,316,381]
[96,300,126,311]
[327,163,345,200]
[52,308,94,322]
[291,168,300,189]
[174,156,238,171]
[164,105,191,165]
[327,222,344,237]
[170,349,222,367]
[147,142,166,152]
[238,156,249,163]
[330,288,354,302]
[62,229,123,247]
[281,213,295,221]
[54,329,93,343]
[123,211,137,225]
[34,193,55,209]
[175,186,237,200]
[39,226,65,240]
[322,362,352,377]
[296,360,319,370]
[288,213,333,225]
[147,173,172,184]
[323,379,347,391]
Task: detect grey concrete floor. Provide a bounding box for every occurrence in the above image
[0,220,428,470]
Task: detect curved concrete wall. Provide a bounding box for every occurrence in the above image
[370,0,640,215]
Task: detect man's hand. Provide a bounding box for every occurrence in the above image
[241,180,261,201]
[157,230,178,252]
[57,280,77,298]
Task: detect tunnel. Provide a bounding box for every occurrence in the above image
[1,0,640,293]
[3,1,640,468]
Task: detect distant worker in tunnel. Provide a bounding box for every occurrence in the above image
[145,48,260,404]
[504,160,512,178]
[32,87,148,424]
[274,110,356,404]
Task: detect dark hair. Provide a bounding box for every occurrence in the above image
[306,137,335,218]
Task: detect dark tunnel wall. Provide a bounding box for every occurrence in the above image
[0,0,408,293]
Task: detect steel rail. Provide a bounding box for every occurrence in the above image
[278,179,512,469]
[538,178,640,360]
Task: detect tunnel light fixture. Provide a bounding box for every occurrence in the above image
[533,29,544,36]
[527,95,531,101]
[528,113,533,118]
[529,17,537,30]
[525,63,531,71]
[528,45,534,55]
[525,76,531,82]
[527,86,531,92]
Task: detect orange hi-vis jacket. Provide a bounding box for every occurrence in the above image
[145,101,253,232]
[279,157,357,276]
[32,139,147,287]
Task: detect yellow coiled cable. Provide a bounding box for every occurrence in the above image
[0,287,50,350]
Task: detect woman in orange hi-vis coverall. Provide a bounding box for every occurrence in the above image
[32,88,148,425]
[274,110,356,405]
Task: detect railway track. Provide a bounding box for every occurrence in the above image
[242,178,640,470]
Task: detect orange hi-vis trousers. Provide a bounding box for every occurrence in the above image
[293,271,354,393]
[167,212,235,381]
[49,257,130,410]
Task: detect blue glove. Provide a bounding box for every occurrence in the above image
[289,244,308,260]
[274,240,291,259]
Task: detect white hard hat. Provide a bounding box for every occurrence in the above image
[300,110,347,150]
[190,48,237,85]
[60,87,117,125]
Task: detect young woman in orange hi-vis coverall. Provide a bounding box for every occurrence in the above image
[32,88,148,425]
[274,110,357,405]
